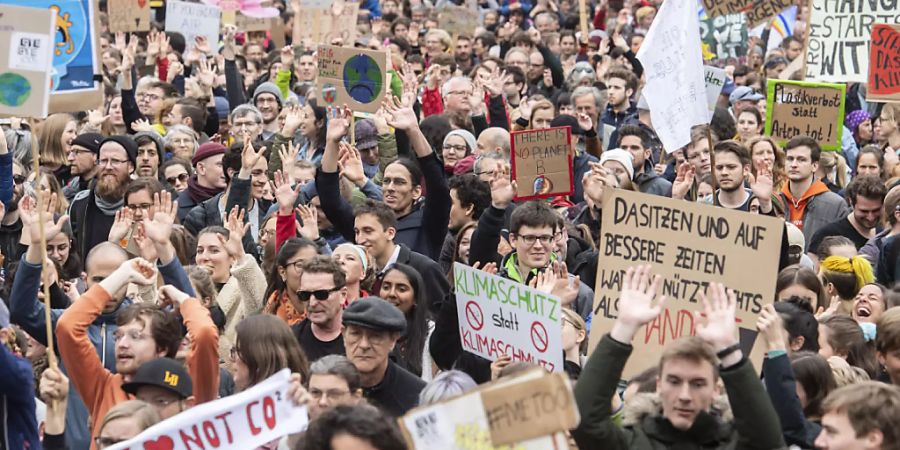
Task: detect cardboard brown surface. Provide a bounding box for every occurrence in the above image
[866,24,900,102]
[437,4,478,36]
[107,0,151,32]
[481,373,579,446]
[764,79,846,151]
[294,2,359,46]
[510,126,573,201]
[0,4,55,118]
[316,45,386,114]
[587,189,783,379]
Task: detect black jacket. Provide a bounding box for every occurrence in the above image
[375,244,450,315]
[182,188,261,258]
[68,190,117,260]
[763,354,821,449]
[317,153,451,260]
[363,360,425,417]
[573,334,785,450]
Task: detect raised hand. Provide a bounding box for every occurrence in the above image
[529,267,558,294]
[131,118,153,133]
[548,262,580,307]
[372,107,391,135]
[131,223,159,262]
[488,162,516,209]
[483,67,510,98]
[221,206,249,259]
[282,105,304,136]
[518,96,533,121]
[274,170,301,214]
[296,204,320,240]
[239,139,265,178]
[325,105,352,142]
[338,142,366,186]
[20,191,69,246]
[280,45,295,68]
[194,35,211,55]
[143,191,177,245]
[756,304,786,351]
[472,261,499,275]
[195,57,217,89]
[86,109,110,129]
[610,265,667,343]
[382,95,418,131]
[672,162,696,200]
[108,207,135,244]
[166,59,184,83]
[576,112,593,132]
[749,167,773,201]
[469,81,486,116]
[696,283,740,353]
[222,25,237,60]
[158,285,191,308]
[490,354,512,380]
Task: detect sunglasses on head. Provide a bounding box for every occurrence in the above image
[297,286,343,301]
[166,173,189,185]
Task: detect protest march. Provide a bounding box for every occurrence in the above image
[4,0,900,448]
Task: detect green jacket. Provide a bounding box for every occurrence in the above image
[573,335,786,450]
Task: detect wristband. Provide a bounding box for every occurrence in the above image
[715,343,741,360]
[766,349,787,359]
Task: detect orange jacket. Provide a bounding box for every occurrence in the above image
[57,285,220,449]
[781,179,831,231]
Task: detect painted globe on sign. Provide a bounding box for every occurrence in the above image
[342,54,382,104]
[0,73,32,107]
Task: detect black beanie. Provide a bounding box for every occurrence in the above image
[100,135,138,166]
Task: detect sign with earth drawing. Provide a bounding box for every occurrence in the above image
[1,0,104,113]
[0,4,55,117]
[316,45,387,114]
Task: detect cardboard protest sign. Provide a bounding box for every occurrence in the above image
[0,4,54,118]
[704,66,727,118]
[165,0,221,51]
[511,127,573,200]
[588,189,783,379]
[1,0,104,113]
[866,24,900,102]
[765,79,845,152]
[236,13,275,32]
[294,2,359,46]
[399,369,577,449]
[107,0,151,32]
[107,369,308,450]
[700,12,749,66]
[453,262,564,372]
[437,4,479,36]
[700,0,795,28]
[316,45,386,114]
[806,0,900,83]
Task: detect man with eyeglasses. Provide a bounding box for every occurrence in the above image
[291,257,349,362]
[307,355,364,420]
[469,168,594,324]
[343,296,425,417]
[69,136,137,260]
[63,132,102,201]
[122,358,194,419]
[58,261,219,448]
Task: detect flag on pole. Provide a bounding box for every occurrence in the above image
[637,0,709,153]
[748,6,797,51]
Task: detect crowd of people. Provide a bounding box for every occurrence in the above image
[2,0,900,448]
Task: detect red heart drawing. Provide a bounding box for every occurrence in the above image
[137,0,147,8]
[143,436,175,450]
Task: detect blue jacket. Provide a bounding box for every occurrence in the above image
[0,344,40,450]
[360,0,381,17]
[8,254,195,450]
[0,152,12,209]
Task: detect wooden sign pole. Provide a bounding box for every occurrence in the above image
[578,0,589,44]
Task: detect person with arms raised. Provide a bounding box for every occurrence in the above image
[572,265,784,449]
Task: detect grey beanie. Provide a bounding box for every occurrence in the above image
[133,131,165,155]
[253,82,284,107]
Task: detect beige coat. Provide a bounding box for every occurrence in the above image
[218,254,267,361]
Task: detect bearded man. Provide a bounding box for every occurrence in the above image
[69,135,136,258]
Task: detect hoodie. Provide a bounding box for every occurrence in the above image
[781,179,851,247]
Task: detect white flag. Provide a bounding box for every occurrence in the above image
[637,0,709,153]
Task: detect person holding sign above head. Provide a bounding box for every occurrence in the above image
[572,265,785,450]
[781,136,851,247]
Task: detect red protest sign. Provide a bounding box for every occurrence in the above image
[867,24,900,102]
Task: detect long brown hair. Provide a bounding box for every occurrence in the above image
[234,315,310,387]
[746,135,786,191]
[37,113,75,169]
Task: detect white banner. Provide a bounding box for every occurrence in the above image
[108,369,308,450]
[453,262,563,372]
[637,0,709,153]
[704,66,727,119]
[806,0,900,83]
[165,0,221,51]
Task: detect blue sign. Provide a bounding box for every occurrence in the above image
[0,0,98,93]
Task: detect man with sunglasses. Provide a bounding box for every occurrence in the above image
[291,257,349,362]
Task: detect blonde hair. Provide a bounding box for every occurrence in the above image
[98,400,160,437]
[425,29,451,51]
[36,113,75,169]
[562,308,587,354]
[818,151,849,189]
[820,256,874,299]
[529,100,555,129]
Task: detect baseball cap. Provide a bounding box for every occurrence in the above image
[729,86,764,105]
[121,358,192,398]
